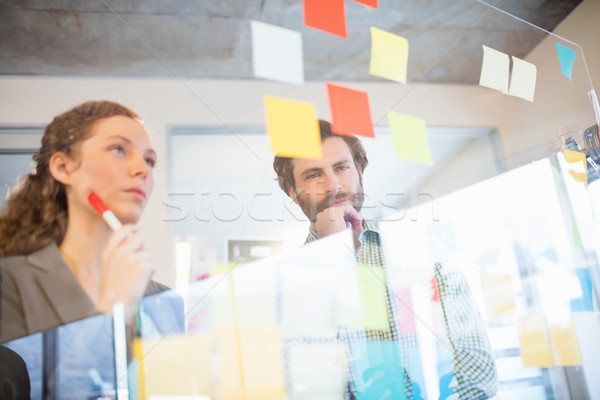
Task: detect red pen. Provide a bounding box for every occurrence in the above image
[88,192,123,231]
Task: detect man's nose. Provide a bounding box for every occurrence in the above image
[323,172,341,193]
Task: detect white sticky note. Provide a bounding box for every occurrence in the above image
[509,56,537,102]
[479,45,509,94]
[251,21,304,85]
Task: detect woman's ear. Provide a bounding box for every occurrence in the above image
[48,152,73,185]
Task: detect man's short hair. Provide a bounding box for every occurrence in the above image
[273,119,369,197]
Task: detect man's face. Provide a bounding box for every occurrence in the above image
[289,137,364,222]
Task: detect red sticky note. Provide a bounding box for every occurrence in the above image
[304,0,347,38]
[354,0,378,8]
[430,275,440,302]
[327,83,374,138]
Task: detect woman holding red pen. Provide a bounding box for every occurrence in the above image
[0,100,181,343]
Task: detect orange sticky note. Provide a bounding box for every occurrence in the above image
[518,316,553,368]
[354,0,378,8]
[264,96,322,159]
[369,27,409,83]
[304,0,347,38]
[548,316,582,366]
[327,83,374,138]
[388,112,433,165]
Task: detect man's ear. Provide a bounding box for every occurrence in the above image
[288,187,299,205]
[48,152,74,185]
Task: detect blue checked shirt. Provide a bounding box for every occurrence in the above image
[305,220,498,399]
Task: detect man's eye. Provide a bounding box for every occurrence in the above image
[338,165,349,171]
[306,174,319,180]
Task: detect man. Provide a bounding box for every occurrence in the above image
[273,120,498,399]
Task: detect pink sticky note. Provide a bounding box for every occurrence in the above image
[304,0,347,38]
[327,83,374,138]
[354,0,378,8]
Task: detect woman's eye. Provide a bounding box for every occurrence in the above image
[145,158,156,168]
[111,145,125,155]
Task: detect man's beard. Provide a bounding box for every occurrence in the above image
[294,185,365,222]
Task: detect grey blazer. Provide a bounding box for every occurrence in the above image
[0,242,183,343]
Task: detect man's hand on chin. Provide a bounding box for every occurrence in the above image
[315,203,363,252]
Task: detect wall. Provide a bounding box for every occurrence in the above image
[502,0,600,167]
[0,78,502,285]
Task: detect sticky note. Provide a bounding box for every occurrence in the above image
[480,272,516,324]
[238,327,287,399]
[232,261,278,327]
[264,96,322,159]
[548,316,582,366]
[280,265,338,337]
[369,27,409,83]
[430,275,440,302]
[564,148,588,187]
[354,0,378,8]
[133,334,211,397]
[215,328,245,399]
[518,316,553,368]
[479,45,509,94]
[327,83,374,138]
[251,21,304,85]
[395,288,417,335]
[357,264,390,331]
[556,42,576,81]
[350,340,407,400]
[573,216,583,248]
[388,112,433,165]
[508,56,537,102]
[287,343,347,399]
[570,268,593,311]
[304,0,347,38]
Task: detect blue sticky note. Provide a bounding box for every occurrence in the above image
[570,268,593,311]
[556,42,576,81]
[407,346,426,400]
[350,341,407,400]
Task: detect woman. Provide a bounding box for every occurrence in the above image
[0,101,180,343]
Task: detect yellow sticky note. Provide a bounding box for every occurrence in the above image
[133,334,211,397]
[548,316,582,366]
[508,56,537,102]
[264,96,322,159]
[369,27,409,83]
[518,316,553,367]
[480,272,516,324]
[388,112,433,165]
[564,149,587,187]
[479,45,509,94]
[239,327,287,400]
[356,263,390,331]
[216,328,245,399]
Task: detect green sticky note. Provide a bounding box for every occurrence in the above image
[573,216,583,248]
[357,264,389,331]
[552,166,562,205]
[388,112,433,165]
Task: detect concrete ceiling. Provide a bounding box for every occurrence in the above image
[0,0,582,84]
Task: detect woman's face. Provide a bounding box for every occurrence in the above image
[68,115,156,225]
